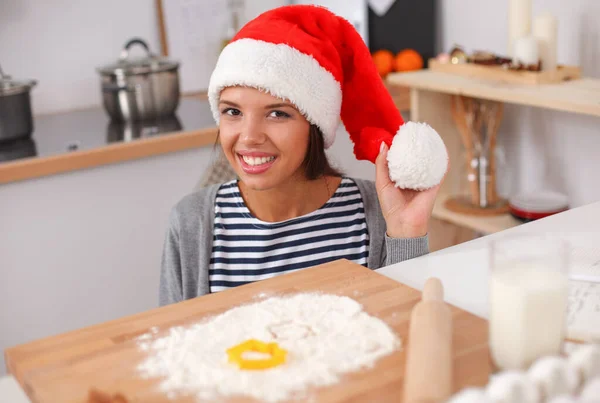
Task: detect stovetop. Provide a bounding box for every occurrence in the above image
[0,97,215,164]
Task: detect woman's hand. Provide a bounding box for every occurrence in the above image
[375,142,446,239]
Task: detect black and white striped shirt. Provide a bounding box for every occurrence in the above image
[208,178,369,292]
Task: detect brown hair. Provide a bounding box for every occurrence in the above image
[303,124,343,180]
[214,124,343,180]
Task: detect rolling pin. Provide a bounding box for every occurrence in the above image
[403,277,453,403]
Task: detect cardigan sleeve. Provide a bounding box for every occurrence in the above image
[384,234,429,267]
[159,208,184,306]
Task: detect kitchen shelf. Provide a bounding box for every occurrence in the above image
[387,70,600,118]
[386,83,411,111]
[432,193,522,235]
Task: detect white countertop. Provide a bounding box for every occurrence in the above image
[0,375,30,402]
[377,200,600,319]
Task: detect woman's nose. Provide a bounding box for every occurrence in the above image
[238,119,267,145]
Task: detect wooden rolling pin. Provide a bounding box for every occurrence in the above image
[403,278,453,403]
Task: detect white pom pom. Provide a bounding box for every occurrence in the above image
[447,387,491,403]
[528,356,580,399]
[387,121,448,191]
[580,376,600,401]
[567,344,600,384]
[486,370,540,403]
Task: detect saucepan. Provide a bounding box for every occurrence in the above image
[97,38,180,122]
[0,64,37,143]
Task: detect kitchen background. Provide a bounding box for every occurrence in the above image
[1,0,599,376]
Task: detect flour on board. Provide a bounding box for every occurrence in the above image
[137,293,400,402]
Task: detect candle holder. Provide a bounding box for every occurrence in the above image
[446,96,509,216]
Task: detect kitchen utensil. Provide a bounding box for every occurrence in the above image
[447,95,508,216]
[403,277,453,403]
[451,96,479,205]
[97,38,180,122]
[6,260,490,402]
[0,64,37,143]
[486,101,503,204]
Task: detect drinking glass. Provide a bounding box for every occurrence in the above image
[489,234,569,370]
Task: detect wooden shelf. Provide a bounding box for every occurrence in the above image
[432,193,522,235]
[386,83,410,111]
[387,70,600,118]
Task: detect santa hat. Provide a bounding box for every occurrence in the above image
[208,5,447,190]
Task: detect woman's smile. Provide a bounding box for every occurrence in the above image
[237,151,278,174]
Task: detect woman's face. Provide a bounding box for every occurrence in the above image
[218,86,311,191]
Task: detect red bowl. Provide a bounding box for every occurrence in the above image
[508,191,569,221]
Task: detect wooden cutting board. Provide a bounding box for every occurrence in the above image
[5,259,491,402]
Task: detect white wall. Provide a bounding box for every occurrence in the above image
[437,0,600,207]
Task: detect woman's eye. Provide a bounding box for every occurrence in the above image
[222,108,241,116]
[270,110,291,119]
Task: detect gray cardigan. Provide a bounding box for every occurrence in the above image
[159,178,428,306]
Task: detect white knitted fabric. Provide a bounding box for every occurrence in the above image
[387,122,448,191]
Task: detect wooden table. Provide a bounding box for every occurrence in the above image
[5,260,490,403]
[387,70,600,236]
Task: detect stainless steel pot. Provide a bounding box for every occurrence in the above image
[0,137,37,162]
[0,64,37,143]
[97,38,180,122]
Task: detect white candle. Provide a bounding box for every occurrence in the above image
[513,35,539,66]
[533,12,558,71]
[508,0,532,57]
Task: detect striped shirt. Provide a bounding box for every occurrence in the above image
[208,178,369,292]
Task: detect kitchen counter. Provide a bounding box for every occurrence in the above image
[0,96,218,185]
[0,375,29,402]
[377,199,600,319]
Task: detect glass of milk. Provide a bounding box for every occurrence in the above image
[489,234,569,371]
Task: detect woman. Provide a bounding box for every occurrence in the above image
[159,5,446,306]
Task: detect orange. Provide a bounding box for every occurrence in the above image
[371,49,395,77]
[394,49,424,72]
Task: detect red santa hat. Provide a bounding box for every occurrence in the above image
[208,4,447,189]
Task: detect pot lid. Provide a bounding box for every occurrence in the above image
[0,64,37,96]
[97,38,179,76]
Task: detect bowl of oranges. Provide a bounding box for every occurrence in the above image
[371,49,424,78]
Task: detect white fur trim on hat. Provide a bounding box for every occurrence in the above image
[208,38,342,148]
[387,122,448,191]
